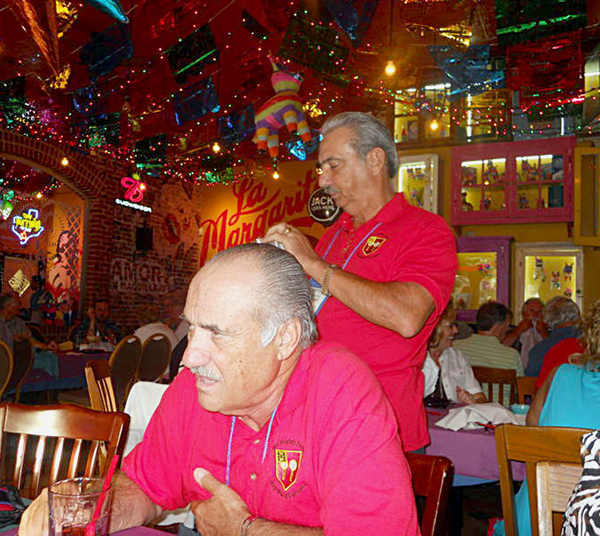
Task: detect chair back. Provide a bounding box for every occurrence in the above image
[406,453,453,536]
[495,424,590,536]
[536,461,582,535]
[517,376,538,404]
[6,338,34,402]
[138,334,172,382]
[67,324,78,343]
[472,366,517,405]
[26,323,46,344]
[0,402,129,499]
[85,360,118,412]
[108,335,142,411]
[0,341,14,399]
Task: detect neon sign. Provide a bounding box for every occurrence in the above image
[11,208,45,245]
[116,174,152,212]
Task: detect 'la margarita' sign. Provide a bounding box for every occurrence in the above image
[11,208,45,245]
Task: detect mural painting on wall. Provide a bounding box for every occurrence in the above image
[197,160,323,264]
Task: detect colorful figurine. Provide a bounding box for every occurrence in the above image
[563,263,573,282]
[551,271,561,290]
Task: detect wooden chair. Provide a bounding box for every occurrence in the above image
[517,376,538,404]
[109,335,142,411]
[137,334,172,382]
[536,461,582,535]
[472,366,517,405]
[495,424,591,536]
[85,360,118,412]
[406,453,453,536]
[0,402,129,499]
[0,341,14,399]
[6,338,34,403]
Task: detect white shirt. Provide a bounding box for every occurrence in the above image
[422,347,483,402]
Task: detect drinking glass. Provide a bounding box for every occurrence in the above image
[48,478,111,536]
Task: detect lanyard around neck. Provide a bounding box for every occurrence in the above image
[226,406,278,486]
[323,221,383,269]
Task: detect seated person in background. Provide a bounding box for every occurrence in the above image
[423,303,487,405]
[502,297,548,369]
[20,243,420,536]
[535,334,584,389]
[525,296,580,377]
[74,299,122,346]
[28,275,54,325]
[161,289,189,344]
[492,299,600,536]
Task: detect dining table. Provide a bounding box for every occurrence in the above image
[19,350,111,393]
[425,407,526,486]
[3,526,165,535]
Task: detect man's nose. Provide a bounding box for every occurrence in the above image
[182,331,211,368]
[318,169,331,188]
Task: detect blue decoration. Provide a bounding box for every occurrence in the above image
[81,24,133,80]
[218,104,255,143]
[285,130,321,161]
[321,0,380,45]
[429,45,504,99]
[174,76,220,126]
[84,0,128,23]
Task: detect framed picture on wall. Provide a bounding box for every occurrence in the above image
[407,120,419,141]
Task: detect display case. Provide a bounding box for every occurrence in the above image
[514,243,583,315]
[396,154,439,214]
[574,147,600,246]
[452,137,575,225]
[452,236,512,322]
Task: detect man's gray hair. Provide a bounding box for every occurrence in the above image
[207,243,317,350]
[321,112,398,178]
[542,296,580,330]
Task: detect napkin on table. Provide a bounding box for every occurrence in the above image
[435,402,527,431]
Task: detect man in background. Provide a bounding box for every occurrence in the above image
[74,299,122,345]
[265,111,457,451]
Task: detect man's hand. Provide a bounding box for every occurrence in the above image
[263,224,325,279]
[191,468,251,536]
[47,341,60,351]
[18,488,49,536]
[456,386,476,405]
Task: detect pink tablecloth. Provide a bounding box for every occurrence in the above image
[3,526,163,535]
[425,409,525,482]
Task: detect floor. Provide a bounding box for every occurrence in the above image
[452,482,504,535]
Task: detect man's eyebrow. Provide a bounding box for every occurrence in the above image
[318,156,338,167]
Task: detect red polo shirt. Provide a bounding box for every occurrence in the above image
[536,337,584,389]
[316,194,457,451]
[123,342,420,535]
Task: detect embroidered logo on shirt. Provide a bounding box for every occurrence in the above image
[361,235,387,256]
[275,449,302,491]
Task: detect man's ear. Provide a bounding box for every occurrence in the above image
[276,318,302,362]
[366,147,387,175]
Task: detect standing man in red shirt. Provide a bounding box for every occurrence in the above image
[265,112,457,451]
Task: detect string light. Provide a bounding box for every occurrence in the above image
[212,141,221,153]
[272,169,280,180]
[429,118,440,131]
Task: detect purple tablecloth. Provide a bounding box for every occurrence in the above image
[4,527,163,535]
[425,409,525,481]
[20,351,110,392]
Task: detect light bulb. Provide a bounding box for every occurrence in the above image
[272,170,280,180]
[384,60,396,77]
[212,141,221,153]
[61,156,69,166]
[430,119,440,131]
[36,192,43,199]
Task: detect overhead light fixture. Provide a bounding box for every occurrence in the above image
[212,141,221,153]
[272,169,280,180]
[430,118,440,132]
[384,60,397,77]
[60,156,69,166]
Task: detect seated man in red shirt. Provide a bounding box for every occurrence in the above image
[20,243,420,536]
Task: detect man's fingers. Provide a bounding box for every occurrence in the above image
[194,467,223,495]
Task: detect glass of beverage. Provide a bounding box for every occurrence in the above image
[48,478,111,536]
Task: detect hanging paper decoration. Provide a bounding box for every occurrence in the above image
[166,25,219,85]
[429,45,504,99]
[55,0,78,37]
[83,0,128,23]
[134,134,167,175]
[506,31,582,109]
[495,0,586,45]
[0,190,15,221]
[82,112,121,148]
[7,0,60,75]
[285,130,321,161]
[279,10,349,86]
[241,10,270,41]
[174,76,220,126]
[80,23,133,80]
[218,105,255,143]
[321,0,380,45]
[253,57,312,158]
